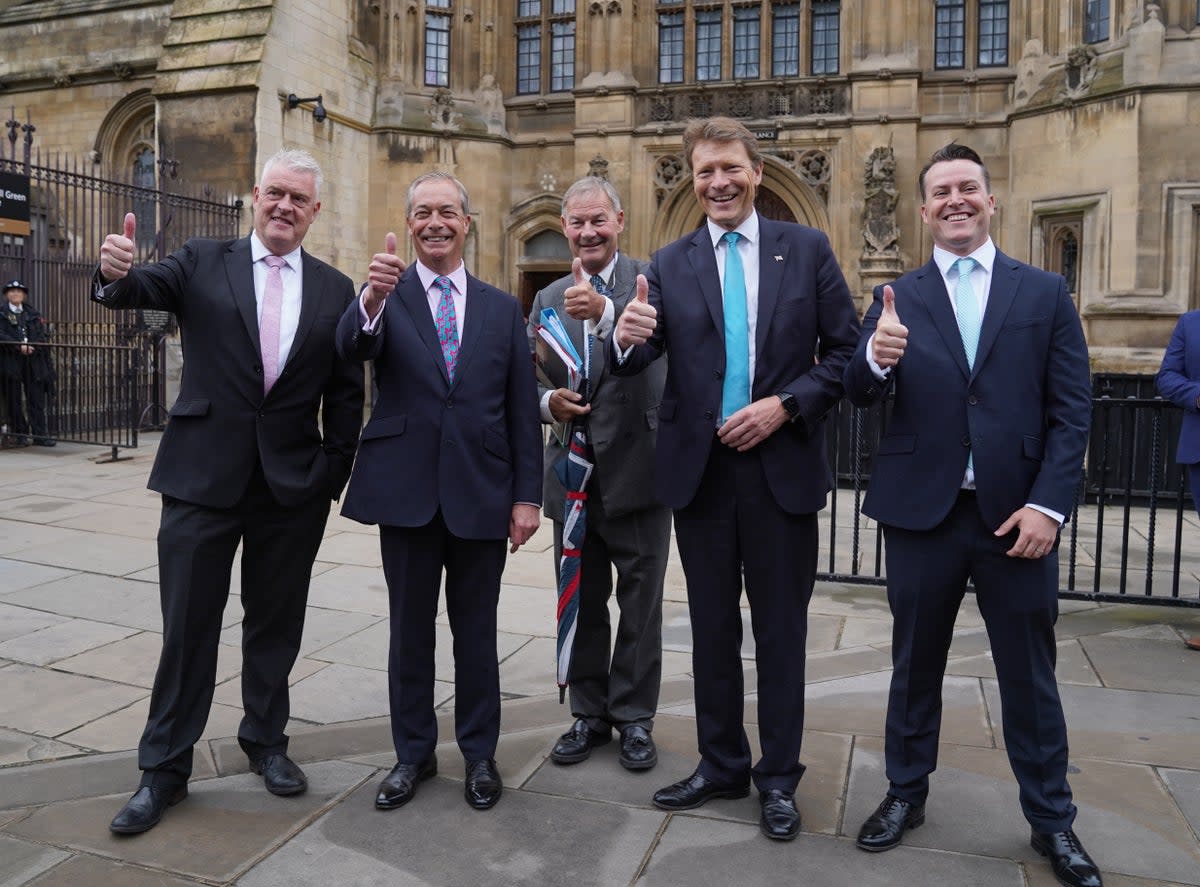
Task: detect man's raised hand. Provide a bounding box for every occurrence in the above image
[365,232,405,319]
[870,285,908,369]
[563,257,603,321]
[615,273,656,350]
[99,213,137,282]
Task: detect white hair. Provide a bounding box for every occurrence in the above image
[260,148,324,198]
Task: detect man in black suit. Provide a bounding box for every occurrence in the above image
[96,148,363,834]
[336,172,541,812]
[843,144,1100,887]
[615,117,861,841]
[527,177,671,772]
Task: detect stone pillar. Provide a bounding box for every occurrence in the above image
[858,144,904,311]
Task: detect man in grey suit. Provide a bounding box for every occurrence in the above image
[528,177,671,771]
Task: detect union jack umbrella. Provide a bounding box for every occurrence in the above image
[554,421,594,703]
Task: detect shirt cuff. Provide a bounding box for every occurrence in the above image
[359,286,384,332]
[613,336,634,364]
[1026,503,1064,526]
[591,297,614,340]
[865,334,891,380]
[540,390,555,423]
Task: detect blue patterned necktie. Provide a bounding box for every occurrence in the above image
[433,275,459,381]
[954,256,980,369]
[721,232,750,422]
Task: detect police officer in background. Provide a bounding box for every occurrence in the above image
[1,279,54,447]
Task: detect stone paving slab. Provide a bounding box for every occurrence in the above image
[303,564,391,616]
[638,815,1023,887]
[0,729,82,767]
[0,559,75,596]
[58,700,241,755]
[53,632,239,690]
[0,605,69,644]
[0,619,140,667]
[1,574,165,632]
[0,749,214,811]
[1078,634,1200,694]
[286,662,396,724]
[1159,768,1200,838]
[2,761,375,884]
[947,637,1103,686]
[0,664,148,737]
[46,503,163,540]
[211,658,328,710]
[22,855,209,887]
[234,775,664,887]
[8,532,157,577]
[0,495,113,525]
[0,833,70,887]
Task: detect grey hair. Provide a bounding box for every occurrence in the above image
[560,176,623,217]
[406,171,471,216]
[261,148,324,198]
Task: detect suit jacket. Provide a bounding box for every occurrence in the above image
[1156,309,1200,465]
[614,215,861,513]
[336,266,542,539]
[91,237,363,509]
[529,253,666,522]
[843,250,1091,531]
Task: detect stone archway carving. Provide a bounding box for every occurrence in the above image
[92,89,157,180]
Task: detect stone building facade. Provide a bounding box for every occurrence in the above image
[2,0,1199,370]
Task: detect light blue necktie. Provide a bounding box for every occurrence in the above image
[954,256,980,369]
[721,232,750,422]
[955,256,979,473]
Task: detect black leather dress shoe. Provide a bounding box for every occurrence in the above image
[855,795,925,852]
[1031,829,1104,887]
[33,438,55,447]
[375,758,437,810]
[618,725,657,771]
[464,758,503,809]
[109,784,188,834]
[550,719,612,764]
[250,753,308,796]
[759,789,801,841]
[652,770,750,810]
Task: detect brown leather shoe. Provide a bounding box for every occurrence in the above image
[1185,636,1200,651]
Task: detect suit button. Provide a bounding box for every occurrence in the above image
[714,370,723,379]
[253,365,262,375]
[704,409,714,421]
[967,394,978,405]
[961,435,970,447]
[446,400,454,408]
[617,393,629,403]
[257,410,265,418]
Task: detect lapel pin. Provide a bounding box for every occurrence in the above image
[774,255,783,262]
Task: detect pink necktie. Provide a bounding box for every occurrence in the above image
[261,255,285,394]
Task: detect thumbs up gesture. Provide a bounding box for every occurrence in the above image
[365,231,406,319]
[99,213,138,282]
[870,285,908,369]
[563,257,604,321]
[615,273,656,350]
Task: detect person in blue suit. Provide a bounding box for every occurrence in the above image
[1156,310,1200,651]
[615,116,861,841]
[336,172,542,813]
[843,144,1101,887]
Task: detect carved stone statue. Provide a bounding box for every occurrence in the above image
[862,145,899,258]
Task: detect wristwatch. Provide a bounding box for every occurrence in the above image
[777,392,800,422]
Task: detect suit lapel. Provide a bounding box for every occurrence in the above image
[755,219,786,358]
[686,228,724,336]
[453,273,490,389]
[588,253,636,393]
[284,250,322,371]
[973,251,1020,377]
[914,259,972,381]
[226,237,259,349]
[399,270,450,386]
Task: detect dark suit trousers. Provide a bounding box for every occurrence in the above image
[380,515,507,764]
[554,496,671,732]
[882,491,1077,833]
[139,467,329,789]
[673,440,816,793]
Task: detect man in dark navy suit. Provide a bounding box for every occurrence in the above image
[95,148,363,834]
[1156,310,1200,651]
[336,172,541,813]
[615,117,861,841]
[843,144,1101,887]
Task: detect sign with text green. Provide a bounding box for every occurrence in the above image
[0,171,31,236]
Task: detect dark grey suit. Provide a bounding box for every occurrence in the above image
[528,253,671,731]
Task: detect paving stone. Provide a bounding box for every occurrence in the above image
[806,646,895,684]
[22,854,209,887]
[310,531,381,568]
[9,532,157,577]
[212,657,328,709]
[663,601,757,659]
[53,632,241,690]
[0,664,147,737]
[500,548,560,589]
[287,663,400,724]
[0,619,139,666]
[58,700,243,754]
[0,603,69,643]
[210,717,393,777]
[836,616,894,648]
[235,775,663,887]
[808,582,894,619]
[47,504,162,540]
[638,816,1022,887]
[4,761,375,884]
[488,582,559,639]
[1159,768,1200,845]
[983,681,1200,769]
[4,473,143,501]
[948,638,1102,687]
[0,833,69,887]
[0,559,76,595]
[0,749,215,811]
[303,564,391,615]
[1,574,164,631]
[1078,635,1200,694]
[0,728,84,767]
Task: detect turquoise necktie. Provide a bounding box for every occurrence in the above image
[721,231,750,422]
[954,256,980,369]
